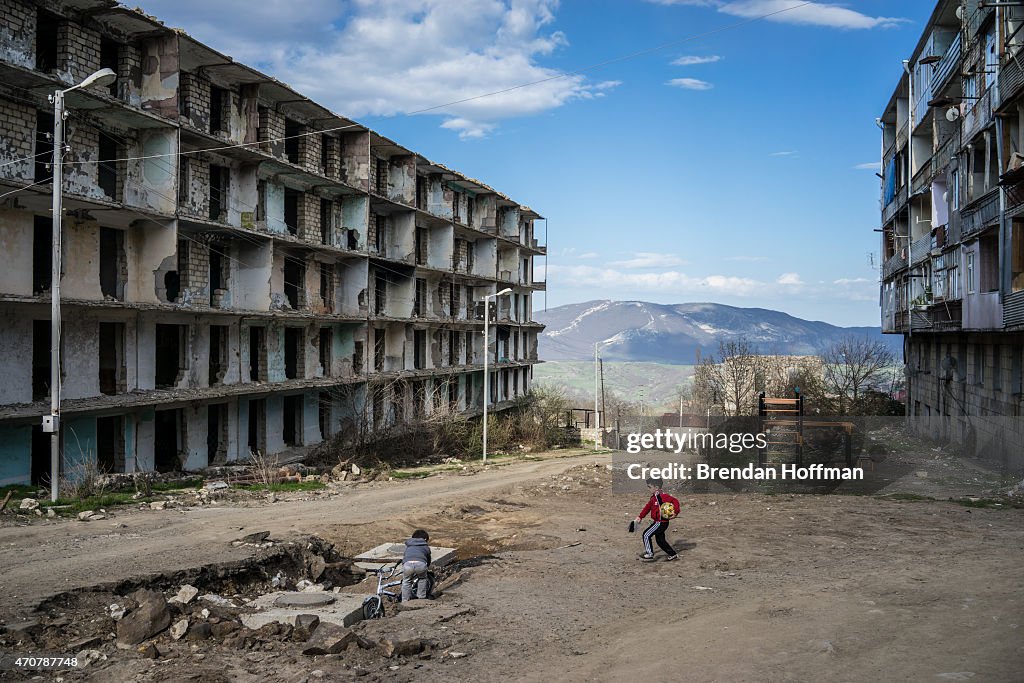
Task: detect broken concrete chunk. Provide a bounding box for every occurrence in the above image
[350,464,361,476]
[149,501,167,510]
[294,614,320,632]
[210,621,240,638]
[170,584,199,605]
[380,637,426,658]
[186,623,212,641]
[239,531,271,544]
[116,592,171,646]
[301,623,356,655]
[170,618,188,641]
[447,651,468,659]
[78,510,96,520]
[205,481,229,491]
[19,498,39,510]
[200,594,235,607]
[108,604,126,621]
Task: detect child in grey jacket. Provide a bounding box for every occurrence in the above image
[402,529,432,601]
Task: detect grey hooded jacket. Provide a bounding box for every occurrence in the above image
[403,538,431,565]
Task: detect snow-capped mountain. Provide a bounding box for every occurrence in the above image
[537,300,897,363]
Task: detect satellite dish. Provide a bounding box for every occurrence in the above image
[946,106,960,122]
[956,5,963,20]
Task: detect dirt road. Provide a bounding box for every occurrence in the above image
[2,448,1023,682]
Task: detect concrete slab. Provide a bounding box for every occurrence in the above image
[241,591,367,630]
[353,543,457,572]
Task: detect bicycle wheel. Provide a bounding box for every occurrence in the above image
[362,595,384,620]
[423,571,436,599]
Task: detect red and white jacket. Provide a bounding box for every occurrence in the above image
[638,490,668,522]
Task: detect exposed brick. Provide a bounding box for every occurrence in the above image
[56,21,101,87]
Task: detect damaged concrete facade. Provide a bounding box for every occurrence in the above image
[0,0,547,484]
[878,0,1024,460]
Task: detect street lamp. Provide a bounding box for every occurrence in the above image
[482,287,512,463]
[45,68,117,502]
[593,340,612,449]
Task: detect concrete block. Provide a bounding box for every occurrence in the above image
[353,542,457,571]
[241,591,366,630]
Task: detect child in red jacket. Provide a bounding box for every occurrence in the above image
[633,477,679,562]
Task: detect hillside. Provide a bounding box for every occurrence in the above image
[536,300,896,363]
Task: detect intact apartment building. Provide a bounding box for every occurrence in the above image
[879,0,1023,462]
[0,0,546,485]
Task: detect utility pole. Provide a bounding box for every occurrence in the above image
[44,68,116,502]
[482,288,511,463]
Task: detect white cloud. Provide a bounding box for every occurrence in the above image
[136,0,618,139]
[577,252,599,259]
[672,55,722,66]
[609,252,688,269]
[647,1,907,30]
[853,162,878,170]
[770,150,798,157]
[548,264,762,296]
[726,255,769,262]
[667,78,714,90]
[832,277,877,301]
[776,272,803,286]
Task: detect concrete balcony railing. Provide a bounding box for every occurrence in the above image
[910,234,932,265]
[882,186,908,225]
[882,251,908,280]
[963,291,1002,330]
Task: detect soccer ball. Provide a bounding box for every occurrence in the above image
[660,501,677,519]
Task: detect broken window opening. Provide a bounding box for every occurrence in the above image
[413,278,426,317]
[100,38,120,97]
[207,403,228,465]
[374,214,386,255]
[35,111,55,184]
[374,274,387,315]
[320,262,335,311]
[283,394,302,446]
[97,415,125,473]
[31,425,49,485]
[452,192,460,223]
[285,119,301,164]
[284,188,299,235]
[320,199,332,245]
[35,10,59,73]
[448,329,458,366]
[347,229,358,250]
[415,227,427,265]
[416,175,427,209]
[247,398,266,455]
[249,326,266,382]
[465,330,474,364]
[98,135,119,200]
[319,391,331,439]
[374,329,385,372]
[391,382,405,424]
[319,327,332,377]
[209,244,228,306]
[353,341,364,376]
[164,270,181,304]
[465,375,473,408]
[32,319,52,401]
[154,408,183,473]
[414,329,427,370]
[99,322,125,395]
[99,227,126,300]
[210,87,227,135]
[209,164,228,222]
[449,380,458,411]
[283,256,305,309]
[155,324,186,389]
[466,198,474,227]
[209,324,228,386]
[284,327,302,380]
[372,386,385,429]
[178,157,189,207]
[33,216,52,294]
[256,180,266,223]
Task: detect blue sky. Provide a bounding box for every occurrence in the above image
[137,0,935,326]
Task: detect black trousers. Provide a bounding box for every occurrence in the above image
[643,521,676,556]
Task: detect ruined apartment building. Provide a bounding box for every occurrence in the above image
[878,0,1024,464]
[0,0,546,485]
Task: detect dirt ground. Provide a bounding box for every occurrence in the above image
[1,445,1023,683]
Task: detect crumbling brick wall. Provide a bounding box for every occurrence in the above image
[180,71,211,132]
[299,193,322,243]
[64,121,102,199]
[322,135,340,179]
[181,157,210,218]
[341,131,369,190]
[298,129,322,174]
[0,0,35,69]
[139,34,178,118]
[117,42,142,106]
[0,98,36,181]
[56,20,101,87]
[258,106,285,158]
[178,239,210,304]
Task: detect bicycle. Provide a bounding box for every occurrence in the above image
[362,562,437,620]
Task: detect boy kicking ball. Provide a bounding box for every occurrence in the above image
[633,477,680,562]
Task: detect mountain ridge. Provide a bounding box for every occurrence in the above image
[536,300,896,363]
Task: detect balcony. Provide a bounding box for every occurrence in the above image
[910,234,932,265]
[963,88,993,142]
[882,186,908,225]
[963,291,1002,330]
[960,188,1000,237]
[882,251,908,280]
[1005,290,1024,327]
[932,33,961,95]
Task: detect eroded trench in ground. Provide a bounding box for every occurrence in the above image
[0,532,502,671]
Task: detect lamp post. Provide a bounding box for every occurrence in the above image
[482,287,512,463]
[45,68,117,502]
[593,340,611,449]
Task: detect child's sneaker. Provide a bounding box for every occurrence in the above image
[638,553,656,561]
[665,554,679,562]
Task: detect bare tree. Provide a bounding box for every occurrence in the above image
[693,339,769,416]
[820,337,897,415]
